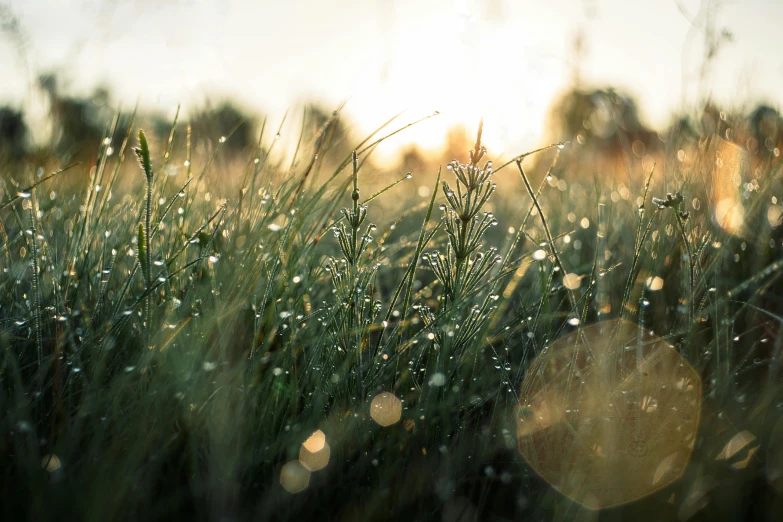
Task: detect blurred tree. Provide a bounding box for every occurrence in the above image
[550,88,654,147]
[189,101,258,154]
[699,102,724,136]
[664,115,700,152]
[399,145,427,175]
[38,73,112,160]
[0,106,28,161]
[303,104,352,164]
[748,105,782,156]
[545,87,660,181]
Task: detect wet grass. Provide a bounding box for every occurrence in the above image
[1,110,783,521]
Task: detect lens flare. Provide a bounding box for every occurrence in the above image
[280,460,311,494]
[712,139,748,236]
[517,319,701,510]
[299,430,330,472]
[370,392,403,427]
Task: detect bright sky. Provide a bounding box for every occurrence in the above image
[2,0,782,158]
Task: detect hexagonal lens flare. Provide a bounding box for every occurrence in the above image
[517,319,702,510]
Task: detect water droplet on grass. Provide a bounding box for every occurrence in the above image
[429,372,446,387]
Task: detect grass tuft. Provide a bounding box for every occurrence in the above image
[0,109,782,521]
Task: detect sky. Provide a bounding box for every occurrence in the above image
[2,0,782,158]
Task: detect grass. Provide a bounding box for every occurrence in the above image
[1,107,783,521]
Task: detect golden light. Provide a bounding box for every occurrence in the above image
[301,429,326,453]
[41,454,62,472]
[562,273,582,290]
[712,139,748,236]
[645,276,665,291]
[767,204,783,227]
[716,430,756,461]
[349,13,560,164]
[370,392,403,427]
[731,446,759,470]
[517,319,701,510]
[280,460,311,494]
[299,430,330,472]
[715,198,745,235]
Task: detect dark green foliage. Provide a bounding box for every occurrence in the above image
[0,107,27,160]
[0,108,782,522]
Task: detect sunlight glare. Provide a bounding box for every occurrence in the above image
[349,9,560,163]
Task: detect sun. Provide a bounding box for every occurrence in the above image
[346,11,563,164]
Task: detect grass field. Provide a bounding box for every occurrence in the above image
[1,109,783,521]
